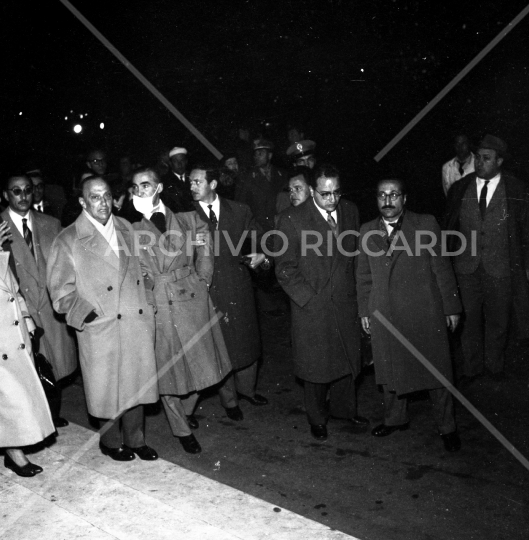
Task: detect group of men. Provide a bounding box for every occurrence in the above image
[2,131,527,460]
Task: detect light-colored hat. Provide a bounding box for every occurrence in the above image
[286,140,316,158]
[169,147,188,158]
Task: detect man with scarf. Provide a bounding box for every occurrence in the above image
[356,179,463,452]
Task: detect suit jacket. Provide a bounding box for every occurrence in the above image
[444,172,529,339]
[1,209,77,380]
[357,211,462,395]
[236,165,287,232]
[194,197,262,369]
[47,213,158,417]
[161,171,195,213]
[275,198,361,383]
[132,209,232,395]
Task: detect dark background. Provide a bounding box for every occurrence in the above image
[2,0,529,220]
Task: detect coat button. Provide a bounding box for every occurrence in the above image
[107,286,113,291]
[20,344,25,349]
[137,280,140,285]
[191,293,195,298]
[9,297,14,302]
[2,354,7,360]
[117,314,122,319]
[14,320,19,325]
[139,309,143,314]
[169,300,173,305]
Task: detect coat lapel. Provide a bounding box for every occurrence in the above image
[75,213,119,271]
[114,218,131,286]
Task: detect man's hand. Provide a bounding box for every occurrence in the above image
[361,316,371,335]
[246,253,266,269]
[0,221,12,248]
[446,314,460,332]
[196,232,207,246]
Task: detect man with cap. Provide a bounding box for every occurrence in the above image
[161,147,195,213]
[286,140,317,170]
[442,135,475,197]
[444,135,529,382]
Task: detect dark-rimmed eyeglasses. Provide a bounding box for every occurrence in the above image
[377,191,402,201]
[7,187,33,196]
[314,189,343,200]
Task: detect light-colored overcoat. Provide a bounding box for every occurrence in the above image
[1,209,77,380]
[47,213,158,418]
[133,209,232,395]
[0,253,55,446]
[356,211,462,396]
[275,198,361,383]
[194,198,262,370]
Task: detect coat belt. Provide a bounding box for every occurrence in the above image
[154,266,193,284]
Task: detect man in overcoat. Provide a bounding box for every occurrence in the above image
[444,135,529,382]
[191,164,269,420]
[2,174,77,428]
[129,168,232,454]
[275,164,367,441]
[357,179,462,452]
[47,177,159,462]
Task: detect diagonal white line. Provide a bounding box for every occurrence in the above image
[373,309,529,472]
[57,0,223,160]
[374,4,529,162]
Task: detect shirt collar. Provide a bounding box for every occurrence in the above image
[8,208,31,227]
[313,198,337,222]
[198,194,219,215]
[476,172,501,185]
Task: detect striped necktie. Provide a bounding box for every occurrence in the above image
[22,218,35,258]
[327,212,338,239]
[208,204,218,229]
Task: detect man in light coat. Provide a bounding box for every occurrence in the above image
[275,164,368,441]
[47,177,159,462]
[357,179,462,452]
[129,168,232,454]
[2,174,77,429]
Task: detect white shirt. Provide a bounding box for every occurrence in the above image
[8,208,33,237]
[198,195,220,227]
[476,173,501,207]
[33,202,44,212]
[83,211,120,258]
[442,153,475,196]
[313,199,337,225]
[382,217,400,235]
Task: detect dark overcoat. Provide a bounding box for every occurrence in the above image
[356,211,462,395]
[444,172,529,339]
[132,209,232,395]
[1,209,77,380]
[47,213,158,418]
[275,198,361,383]
[194,198,262,370]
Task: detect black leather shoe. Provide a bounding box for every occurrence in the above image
[310,424,328,441]
[178,434,202,454]
[441,431,461,452]
[225,405,244,421]
[4,454,43,477]
[187,415,199,429]
[53,417,69,428]
[371,423,409,437]
[349,415,370,427]
[126,445,158,461]
[237,393,269,406]
[99,443,135,461]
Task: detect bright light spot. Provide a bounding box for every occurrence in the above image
[80,114,84,119]
[99,122,105,129]
[65,116,68,120]
[73,124,83,134]
[70,110,73,113]
[361,68,364,72]
[19,111,23,116]
[85,113,88,116]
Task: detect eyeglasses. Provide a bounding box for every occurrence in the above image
[377,191,402,201]
[314,189,342,200]
[89,193,113,203]
[7,187,33,196]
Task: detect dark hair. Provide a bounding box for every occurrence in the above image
[377,178,407,195]
[3,174,31,192]
[311,164,340,188]
[132,167,161,184]
[191,163,220,184]
[288,165,312,185]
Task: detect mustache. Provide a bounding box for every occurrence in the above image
[382,205,395,209]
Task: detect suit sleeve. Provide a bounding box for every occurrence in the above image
[426,216,462,315]
[47,234,97,331]
[274,212,316,308]
[194,212,214,284]
[356,226,373,317]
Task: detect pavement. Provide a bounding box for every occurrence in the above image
[2,310,529,540]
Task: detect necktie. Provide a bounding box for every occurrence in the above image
[22,218,35,258]
[458,161,465,177]
[150,212,166,234]
[208,205,218,229]
[327,212,338,239]
[479,180,489,220]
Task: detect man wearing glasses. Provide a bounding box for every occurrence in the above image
[275,164,368,441]
[356,179,462,452]
[2,174,77,429]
